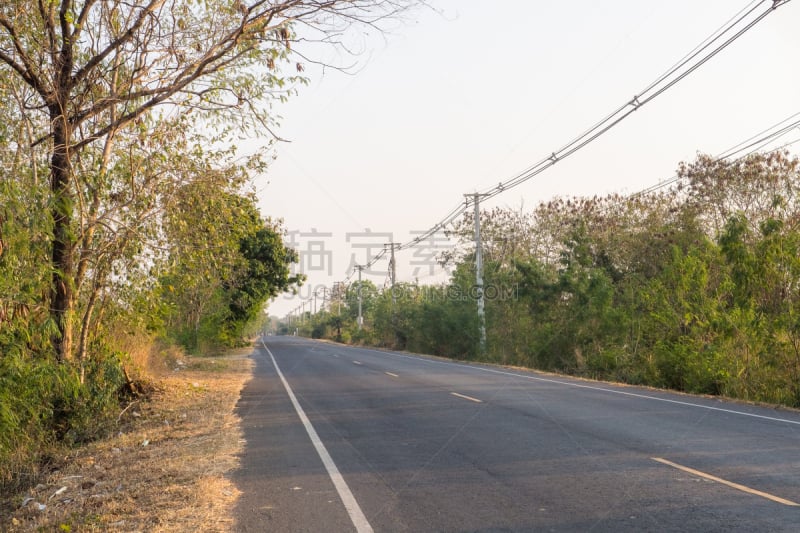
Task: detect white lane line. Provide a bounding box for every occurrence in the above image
[352,360,363,366]
[652,457,800,507]
[451,392,483,403]
[262,341,373,533]
[356,348,800,427]
[385,372,399,378]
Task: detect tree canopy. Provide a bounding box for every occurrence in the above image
[0,0,418,360]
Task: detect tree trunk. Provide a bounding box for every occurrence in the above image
[50,111,75,361]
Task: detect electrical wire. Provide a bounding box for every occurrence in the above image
[397,200,468,251]
[473,0,791,205]
[630,111,800,199]
[390,0,792,263]
[286,0,793,314]
[638,0,765,97]
[289,114,800,320]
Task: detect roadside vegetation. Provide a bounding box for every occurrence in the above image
[3,346,252,532]
[1,0,418,509]
[0,151,298,496]
[298,151,800,408]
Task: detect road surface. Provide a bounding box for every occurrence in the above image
[233,336,800,532]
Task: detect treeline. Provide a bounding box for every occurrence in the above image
[299,151,800,407]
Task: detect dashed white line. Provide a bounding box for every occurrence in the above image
[358,347,800,427]
[385,372,399,378]
[262,341,373,533]
[451,392,483,403]
[352,360,363,366]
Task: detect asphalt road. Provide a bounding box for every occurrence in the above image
[233,336,800,532]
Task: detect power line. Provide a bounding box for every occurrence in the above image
[474,0,790,204]
[397,200,467,252]
[393,0,791,260]
[719,112,800,160]
[289,113,800,321]
[283,0,794,313]
[398,0,790,260]
[638,0,765,97]
[630,110,800,199]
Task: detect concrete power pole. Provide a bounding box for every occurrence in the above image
[355,265,364,330]
[332,282,341,315]
[385,242,400,304]
[468,193,487,354]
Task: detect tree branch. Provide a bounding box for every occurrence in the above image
[0,13,49,97]
[71,0,166,87]
[73,0,100,43]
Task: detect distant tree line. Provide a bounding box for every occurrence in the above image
[299,151,800,407]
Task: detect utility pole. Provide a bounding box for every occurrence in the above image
[467,193,487,354]
[385,242,400,303]
[313,286,327,315]
[355,265,364,330]
[384,241,401,346]
[333,282,342,314]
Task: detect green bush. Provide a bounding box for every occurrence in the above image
[0,353,127,493]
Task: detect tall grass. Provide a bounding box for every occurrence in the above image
[0,350,130,494]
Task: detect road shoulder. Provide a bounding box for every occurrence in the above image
[4,346,253,532]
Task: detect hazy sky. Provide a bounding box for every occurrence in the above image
[253,0,800,317]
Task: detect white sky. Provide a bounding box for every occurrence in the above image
[252,0,800,317]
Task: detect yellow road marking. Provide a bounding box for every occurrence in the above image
[652,457,800,507]
[451,392,483,403]
[385,372,399,378]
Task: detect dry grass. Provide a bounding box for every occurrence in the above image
[3,345,254,532]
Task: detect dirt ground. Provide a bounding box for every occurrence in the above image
[2,346,254,532]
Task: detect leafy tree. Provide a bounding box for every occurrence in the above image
[157,174,300,351]
[717,212,800,403]
[224,211,302,342]
[0,0,419,360]
[681,151,800,236]
[343,279,379,323]
[638,242,730,392]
